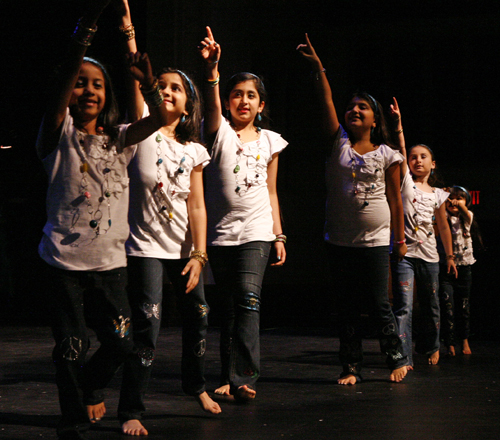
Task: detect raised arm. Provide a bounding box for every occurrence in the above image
[114,0,143,122]
[390,97,407,178]
[39,0,110,151]
[124,52,169,147]
[198,26,222,140]
[296,33,340,138]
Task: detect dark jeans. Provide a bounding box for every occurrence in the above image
[439,264,472,347]
[326,244,406,376]
[118,256,209,423]
[46,264,135,438]
[208,241,271,393]
[392,257,440,366]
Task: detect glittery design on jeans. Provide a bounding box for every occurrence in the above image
[60,336,83,361]
[240,292,260,311]
[194,339,206,357]
[197,304,209,319]
[142,303,161,320]
[113,315,131,338]
[138,347,155,367]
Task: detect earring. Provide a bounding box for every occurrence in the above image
[181,114,186,123]
[431,169,434,176]
[257,113,262,122]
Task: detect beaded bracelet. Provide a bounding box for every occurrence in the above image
[119,23,136,41]
[314,68,326,81]
[190,249,209,267]
[141,79,164,108]
[447,254,456,261]
[274,233,287,244]
[72,18,97,47]
[395,238,406,244]
[206,73,220,87]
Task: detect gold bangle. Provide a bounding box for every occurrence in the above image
[395,128,403,134]
[119,23,136,41]
[190,249,208,267]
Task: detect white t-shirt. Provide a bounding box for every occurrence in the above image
[126,130,210,259]
[37,109,135,271]
[205,118,288,246]
[449,211,476,266]
[401,168,449,262]
[324,125,404,247]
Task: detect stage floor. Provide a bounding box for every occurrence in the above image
[1,326,499,440]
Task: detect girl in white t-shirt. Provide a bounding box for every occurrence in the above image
[297,34,408,385]
[115,2,220,436]
[439,186,479,357]
[199,27,287,401]
[390,99,457,368]
[37,2,169,438]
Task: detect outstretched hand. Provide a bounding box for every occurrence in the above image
[296,33,322,70]
[390,97,402,122]
[198,26,220,65]
[127,52,154,88]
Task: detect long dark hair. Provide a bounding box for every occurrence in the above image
[156,68,202,144]
[80,57,120,143]
[223,72,270,130]
[346,92,394,148]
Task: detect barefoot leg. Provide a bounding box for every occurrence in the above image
[196,391,222,414]
[235,385,256,401]
[214,384,231,396]
[122,419,149,436]
[389,366,408,382]
[447,345,456,356]
[462,339,472,355]
[428,350,440,365]
[87,402,106,423]
[337,374,357,385]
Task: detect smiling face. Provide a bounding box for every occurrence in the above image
[158,72,188,120]
[408,145,436,178]
[225,80,265,126]
[69,62,106,124]
[344,96,377,133]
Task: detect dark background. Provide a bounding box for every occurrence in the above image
[1,0,498,338]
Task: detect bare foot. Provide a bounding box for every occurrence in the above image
[428,351,440,365]
[389,366,408,382]
[406,365,414,371]
[87,402,106,423]
[122,419,148,436]
[235,385,256,401]
[214,384,231,396]
[462,339,472,355]
[196,391,222,414]
[447,345,456,356]
[338,374,357,385]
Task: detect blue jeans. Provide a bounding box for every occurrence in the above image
[208,241,271,393]
[326,244,406,377]
[46,264,135,438]
[392,257,440,366]
[118,256,209,423]
[439,264,472,347]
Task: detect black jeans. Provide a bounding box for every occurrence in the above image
[118,256,209,423]
[208,241,271,393]
[439,264,472,346]
[47,264,135,438]
[326,244,406,375]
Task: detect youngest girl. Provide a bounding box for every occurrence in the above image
[439,185,479,356]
